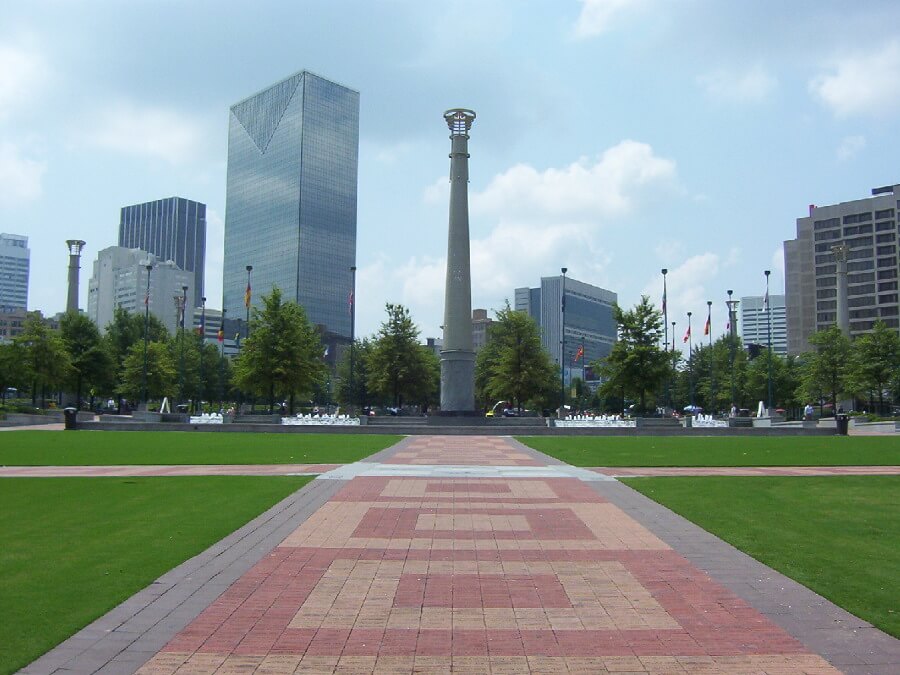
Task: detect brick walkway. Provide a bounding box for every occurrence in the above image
[22,435,899,674]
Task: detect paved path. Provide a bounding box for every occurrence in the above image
[0,464,341,477]
[22,436,900,674]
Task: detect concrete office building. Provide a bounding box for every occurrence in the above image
[471,309,493,352]
[87,246,192,335]
[0,308,27,343]
[785,184,900,354]
[0,233,29,312]
[515,276,617,383]
[119,197,206,307]
[740,294,787,356]
[222,71,359,353]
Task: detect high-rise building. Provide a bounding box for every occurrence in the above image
[0,233,29,312]
[471,309,493,352]
[784,184,899,354]
[87,246,193,335]
[515,276,617,382]
[222,70,359,350]
[119,197,206,307]
[740,294,787,356]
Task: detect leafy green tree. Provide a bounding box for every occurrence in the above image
[335,338,378,410]
[15,313,72,407]
[103,307,170,410]
[798,325,851,412]
[475,304,557,412]
[367,303,438,408]
[596,296,669,414]
[60,312,114,409]
[0,341,27,403]
[118,341,177,402]
[846,320,900,414]
[232,287,326,412]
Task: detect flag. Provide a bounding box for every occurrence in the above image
[244,282,252,309]
[573,345,584,364]
[763,287,769,311]
[217,326,224,343]
[323,346,329,357]
[662,290,666,315]
[234,332,241,347]
[683,325,691,343]
[704,314,711,336]
[348,290,354,315]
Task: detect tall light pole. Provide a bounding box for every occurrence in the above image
[349,266,356,412]
[245,265,253,340]
[661,268,669,411]
[706,300,714,412]
[178,285,187,407]
[141,263,153,406]
[687,311,694,409]
[726,289,736,410]
[764,270,773,412]
[198,296,206,413]
[219,308,227,407]
[560,267,568,415]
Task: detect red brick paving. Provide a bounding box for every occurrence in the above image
[137,437,842,673]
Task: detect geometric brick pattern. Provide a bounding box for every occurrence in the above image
[138,436,842,673]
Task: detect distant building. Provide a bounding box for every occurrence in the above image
[740,295,787,356]
[191,307,239,358]
[87,246,193,335]
[471,309,493,351]
[0,308,27,343]
[222,70,359,355]
[515,276,617,383]
[119,197,207,307]
[785,184,899,354]
[423,337,443,358]
[0,233,29,312]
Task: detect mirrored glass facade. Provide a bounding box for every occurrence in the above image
[223,71,359,340]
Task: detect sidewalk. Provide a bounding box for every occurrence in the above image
[23,436,900,674]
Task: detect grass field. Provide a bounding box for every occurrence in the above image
[519,435,900,466]
[623,475,900,638]
[0,476,313,674]
[0,431,401,466]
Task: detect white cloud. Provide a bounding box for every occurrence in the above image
[82,103,205,164]
[697,65,776,104]
[472,140,676,223]
[0,140,45,204]
[0,38,46,121]
[810,41,900,117]
[836,134,866,161]
[573,0,645,39]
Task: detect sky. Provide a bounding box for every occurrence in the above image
[3,0,900,348]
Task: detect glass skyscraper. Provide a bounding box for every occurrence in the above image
[0,233,29,312]
[222,71,359,342]
[119,197,207,307]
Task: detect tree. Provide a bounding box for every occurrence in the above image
[475,304,557,412]
[15,313,72,407]
[60,312,113,409]
[847,320,900,414]
[596,296,669,414]
[103,307,170,410]
[335,339,377,409]
[0,341,27,404]
[367,304,439,408]
[232,287,326,412]
[797,325,851,412]
[119,341,177,402]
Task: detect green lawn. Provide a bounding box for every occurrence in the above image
[0,431,401,466]
[518,435,900,466]
[0,476,313,675]
[623,476,899,638]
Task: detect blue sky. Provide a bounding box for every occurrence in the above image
[3,0,900,345]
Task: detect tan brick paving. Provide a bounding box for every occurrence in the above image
[134,436,843,674]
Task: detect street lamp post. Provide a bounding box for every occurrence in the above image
[349,266,356,412]
[178,285,187,407]
[198,296,206,413]
[687,311,694,409]
[662,268,668,412]
[765,270,773,413]
[141,263,153,406]
[671,320,677,412]
[726,289,736,410]
[220,308,226,408]
[560,267,567,416]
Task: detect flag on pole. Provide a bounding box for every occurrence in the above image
[348,290,354,315]
[217,325,224,342]
[244,282,252,309]
[573,345,584,364]
[662,290,666,315]
[683,325,691,343]
[763,287,769,311]
[704,313,711,336]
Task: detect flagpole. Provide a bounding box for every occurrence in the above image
[349,265,356,413]
[727,289,736,411]
[765,270,773,413]
[560,267,567,416]
[706,300,714,413]
[661,268,668,413]
[142,263,153,407]
[245,265,253,341]
[198,296,206,414]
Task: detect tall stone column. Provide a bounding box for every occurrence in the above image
[440,109,476,412]
[66,240,86,313]
[831,243,849,337]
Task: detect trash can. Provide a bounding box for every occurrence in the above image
[63,407,78,430]
[835,413,849,436]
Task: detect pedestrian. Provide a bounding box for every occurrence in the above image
[804,402,814,420]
